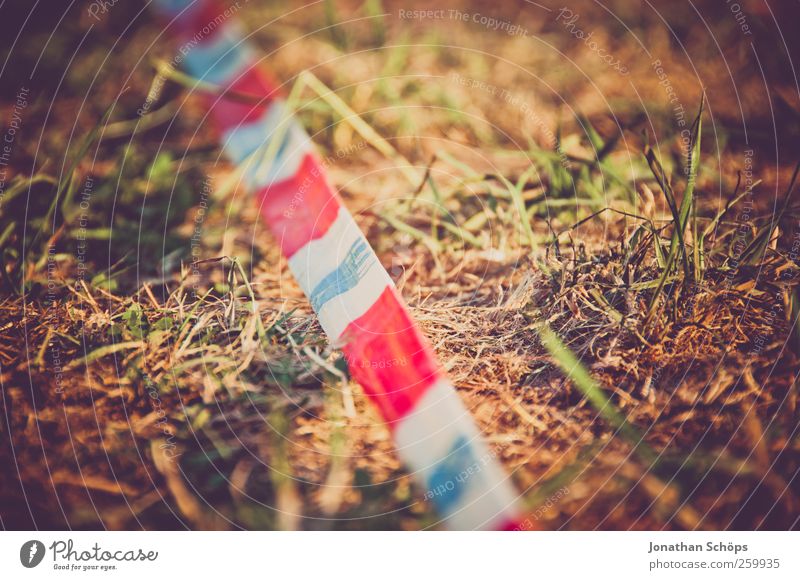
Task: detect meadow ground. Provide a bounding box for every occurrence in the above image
[1,0,799,529]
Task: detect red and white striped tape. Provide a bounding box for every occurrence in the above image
[153,0,521,530]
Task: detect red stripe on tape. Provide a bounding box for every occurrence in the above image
[340,287,441,427]
[256,154,341,258]
[208,66,282,132]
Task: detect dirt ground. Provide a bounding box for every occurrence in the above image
[1,0,799,530]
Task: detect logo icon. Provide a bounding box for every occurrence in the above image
[20,540,46,568]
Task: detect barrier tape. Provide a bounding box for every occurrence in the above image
[153,0,521,530]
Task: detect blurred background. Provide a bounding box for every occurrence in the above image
[1,0,799,530]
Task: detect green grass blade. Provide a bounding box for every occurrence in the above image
[739,160,799,265]
[498,167,537,251]
[537,323,656,464]
[37,103,114,244]
[684,99,703,281]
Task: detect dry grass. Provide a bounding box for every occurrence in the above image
[1,0,799,530]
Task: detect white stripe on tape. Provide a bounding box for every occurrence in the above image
[395,379,520,530]
[287,207,393,340]
[287,208,365,296]
[221,100,307,165]
[315,256,392,340]
[241,127,313,191]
